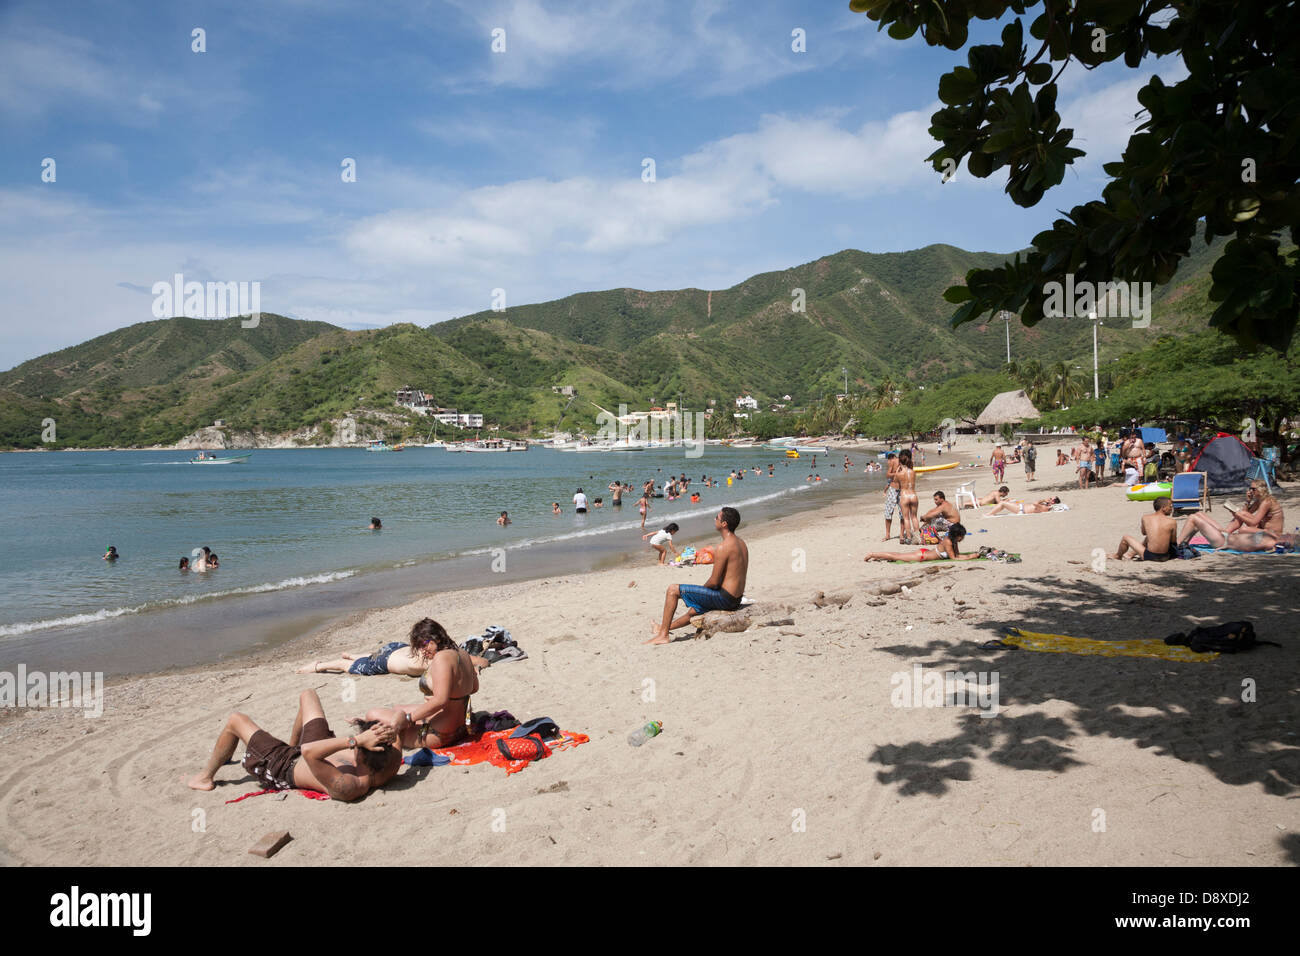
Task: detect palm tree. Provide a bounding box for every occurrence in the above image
[870,378,898,411]
[1045,362,1085,408]
[1017,359,1047,407]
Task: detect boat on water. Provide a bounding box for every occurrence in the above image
[188,452,251,465]
[365,440,405,452]
[462,438,528,452]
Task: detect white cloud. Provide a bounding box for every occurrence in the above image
[443,0,829,94]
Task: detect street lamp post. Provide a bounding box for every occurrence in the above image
[842,367,848,396]
[996,310,1014,364]
[1089,311,1101,400]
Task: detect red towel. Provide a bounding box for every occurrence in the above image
[433,729,590,775]
[225,788,331,804]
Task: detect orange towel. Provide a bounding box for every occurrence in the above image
[433,729,590,775]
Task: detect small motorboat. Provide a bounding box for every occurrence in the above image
[189,453,251,465]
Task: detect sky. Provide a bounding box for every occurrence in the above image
[0,0,1187,371]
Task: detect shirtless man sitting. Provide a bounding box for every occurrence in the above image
[920,491,961,531]
[647,507,748,645]
[986,496,1061,515]
[185,688,400,801]
[1114,497,1178,561]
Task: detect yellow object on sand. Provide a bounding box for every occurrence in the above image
[1001,628,1219,662]
[914,461,958,473]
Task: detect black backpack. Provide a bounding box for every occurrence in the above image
[1163,621,1277,654]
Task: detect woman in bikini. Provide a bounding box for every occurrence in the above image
[864,523,980,562]
[985,496,1061,516]
[350,618,480,749]
[896,450,919,545]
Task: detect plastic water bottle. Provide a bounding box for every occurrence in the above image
[628,720,663,747]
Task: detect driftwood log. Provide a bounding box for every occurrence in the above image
[692,602,794,638]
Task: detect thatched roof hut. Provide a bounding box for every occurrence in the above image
[975,389,1041,426]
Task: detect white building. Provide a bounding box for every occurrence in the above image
[735,395,758,410]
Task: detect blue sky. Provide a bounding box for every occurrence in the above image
[0,0,1185,370]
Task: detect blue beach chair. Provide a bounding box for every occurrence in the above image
[1245,458,1275,493]
[1170,471,1209,513]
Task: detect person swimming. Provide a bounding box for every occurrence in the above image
[103,546,119,561]
[179,557,190,572]
[369,517,382,530]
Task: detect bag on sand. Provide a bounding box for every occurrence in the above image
[1163,621,1277,654]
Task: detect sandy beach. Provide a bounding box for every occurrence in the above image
[2,446,1296,867]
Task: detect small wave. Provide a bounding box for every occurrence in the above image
[0,570,357,638]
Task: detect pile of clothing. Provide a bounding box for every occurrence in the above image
[460,625,527,663]
[977,546,1022,563]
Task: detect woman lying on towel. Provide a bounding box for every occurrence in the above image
[864,523,981,562]
[348,618,480,750]
[985,496,1061,516]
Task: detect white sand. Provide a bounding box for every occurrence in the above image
[1,452,1296,866]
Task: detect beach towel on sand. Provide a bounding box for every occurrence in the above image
[1190,544,1300,556]
[431,728,589,775]
[999,627,1219,662]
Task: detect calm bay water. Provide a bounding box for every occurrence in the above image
[0,446,875,675]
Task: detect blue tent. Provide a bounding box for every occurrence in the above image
[1138,427,1167,445]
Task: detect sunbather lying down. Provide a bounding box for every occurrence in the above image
[297,620,493,675]
[1178,513,1298,553]
[864,523,981,562]
[184,689,401,801]
[986,496,1061,516]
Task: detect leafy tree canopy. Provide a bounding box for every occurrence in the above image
[851,0,1300,351]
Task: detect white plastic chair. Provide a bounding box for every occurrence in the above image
[954,480,977,511]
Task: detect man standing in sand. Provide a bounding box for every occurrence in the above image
[647,507,748,645]
[991,444,1006,483]
[1076,436,1094,488]
[1114,497,1178,561]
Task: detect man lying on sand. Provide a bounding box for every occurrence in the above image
[1114,497,1177,561]
[986,496,1061,516]
[297,618,491,675]
[864,523,980,562]
[973,486,1010,507]
[647,507,747,645]
[185,689,400,801]
[1177,514,1298,554]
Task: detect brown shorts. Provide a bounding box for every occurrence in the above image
[242,716,334,790]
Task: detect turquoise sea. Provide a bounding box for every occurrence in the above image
[0,446,876,675]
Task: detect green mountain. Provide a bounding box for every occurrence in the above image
[0,241,1226,448]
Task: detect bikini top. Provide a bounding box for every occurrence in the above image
[418,668,472,702]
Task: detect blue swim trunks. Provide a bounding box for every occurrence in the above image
[348,642,405,676]
[678,584,742,614]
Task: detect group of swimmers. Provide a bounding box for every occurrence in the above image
[179,547,220,572]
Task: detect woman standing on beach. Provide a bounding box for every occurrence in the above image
[638,492,651,529]
[897,450,919,545]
